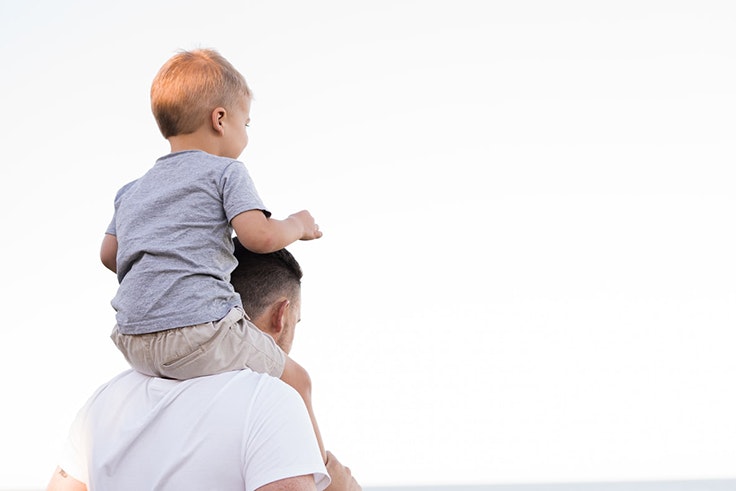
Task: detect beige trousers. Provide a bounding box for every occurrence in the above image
[111,307,286,380]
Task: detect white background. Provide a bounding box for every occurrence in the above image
[1,1,735,488]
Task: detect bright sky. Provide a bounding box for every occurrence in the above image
[1,1,735,489]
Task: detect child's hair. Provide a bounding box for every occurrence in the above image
[150,48,253,138]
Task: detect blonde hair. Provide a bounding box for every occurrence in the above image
[150,49,252,138]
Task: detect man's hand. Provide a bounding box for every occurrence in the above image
[324,451,361,491]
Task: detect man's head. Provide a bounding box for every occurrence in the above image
[150,48,252,139]
[231,238,302,354]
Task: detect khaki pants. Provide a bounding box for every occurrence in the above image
[111,307,286,380]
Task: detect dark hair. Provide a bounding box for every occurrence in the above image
[231,238,302,319]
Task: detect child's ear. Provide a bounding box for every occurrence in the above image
[211,107,226,134]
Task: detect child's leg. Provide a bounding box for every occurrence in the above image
[280,356,327,463]
[111,325,160,377]
[128,307,284,380]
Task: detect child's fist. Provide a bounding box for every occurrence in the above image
[289,210,323,241]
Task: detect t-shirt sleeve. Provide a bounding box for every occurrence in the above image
[222,161,271,222]
[105,179,139,236]
[243,378,330,491]
[56,388,102,486]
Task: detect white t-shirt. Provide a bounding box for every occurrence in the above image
[59,369,330,491]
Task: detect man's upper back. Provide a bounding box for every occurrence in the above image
[60,369,328,491]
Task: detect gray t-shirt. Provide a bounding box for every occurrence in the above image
[107,150,269,334]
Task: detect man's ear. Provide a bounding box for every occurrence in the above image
[210,107,226,134]
[270,299,290,337]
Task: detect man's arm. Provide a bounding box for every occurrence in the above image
[257,474,317,491]
[324,452,361,491]
[47,466,321,491]
[46,467,86,491]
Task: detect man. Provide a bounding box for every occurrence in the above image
[47,240,360,491]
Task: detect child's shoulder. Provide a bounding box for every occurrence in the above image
[166,150,245,168]
[114,178,140,198]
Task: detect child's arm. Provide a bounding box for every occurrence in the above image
[100,234,118,273]
[281,356,327,463]
[231,209,322,254]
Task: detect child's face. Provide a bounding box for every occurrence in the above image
[221,96,251,159]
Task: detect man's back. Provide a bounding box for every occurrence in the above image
[59,370,328,491]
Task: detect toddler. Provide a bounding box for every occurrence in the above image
[100,48,325,460]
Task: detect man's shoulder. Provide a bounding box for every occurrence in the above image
[98,369,293,403]
[72,370,327,490]
[215,369,300,405]
[92,369,141,394]
[85,369,297,431]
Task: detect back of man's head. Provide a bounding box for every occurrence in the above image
[231,238,302,318]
